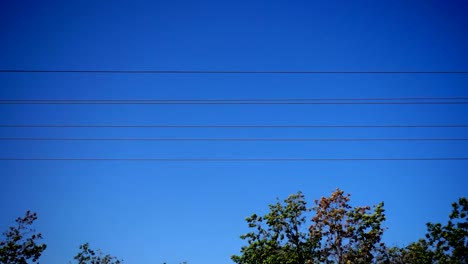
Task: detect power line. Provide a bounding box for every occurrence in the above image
[1,97,467,105]
[2,97,468,102]
[1,100,468,105]
[1,70,468,74]
[2,137,468,141]
[2,124,468,128]
[1,157,467,161]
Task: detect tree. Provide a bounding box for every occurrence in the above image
[231,192,318,264]
[0,210,47,264]
[309,189,386,264]
[72,243,122,264]
[382,197,467,264]
[232,189,387,264]
[384,240,434,264]
[392,197,467,264]
[424,197,467,263]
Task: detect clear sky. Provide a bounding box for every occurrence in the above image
[0,1,467,263]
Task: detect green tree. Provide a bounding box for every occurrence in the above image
[394,197,467,264]
[385,240,434,264]
[382,197,467,264]
[0,210,47,264]
[424,197,467,263]
[232,189,387,264]
[72,243,122,264]
[231,192,318,264]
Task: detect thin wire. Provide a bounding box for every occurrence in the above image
[2,97,468,102]
[1,158,467,161]
[1,101,468,105]
[1,70,468,74]
[2,137,468,141]
[1,124,468,128]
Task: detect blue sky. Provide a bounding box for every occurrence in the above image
[0,1,467,263]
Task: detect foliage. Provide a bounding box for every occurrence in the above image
[0,210,47,264]
[424,197,467,263]
[2,193,465,264]
[381,197,467,264]
[309,189,386,264]
[392,197,468,264]
[72,243,122,264]
[231,192,318,264]
[232,189,387,264]
[384,240,434,264]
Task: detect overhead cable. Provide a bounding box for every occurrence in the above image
[1,124,468,128]
[1,157,467,161]
[1,100,468,105]
[2,137,468,141]
[1,70,468,74]
[2,97,468,102]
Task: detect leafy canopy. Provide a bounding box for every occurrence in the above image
[0,210,47,264]
[388,197,468,264]
[232,189,387,264]
[72,242,123,264]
